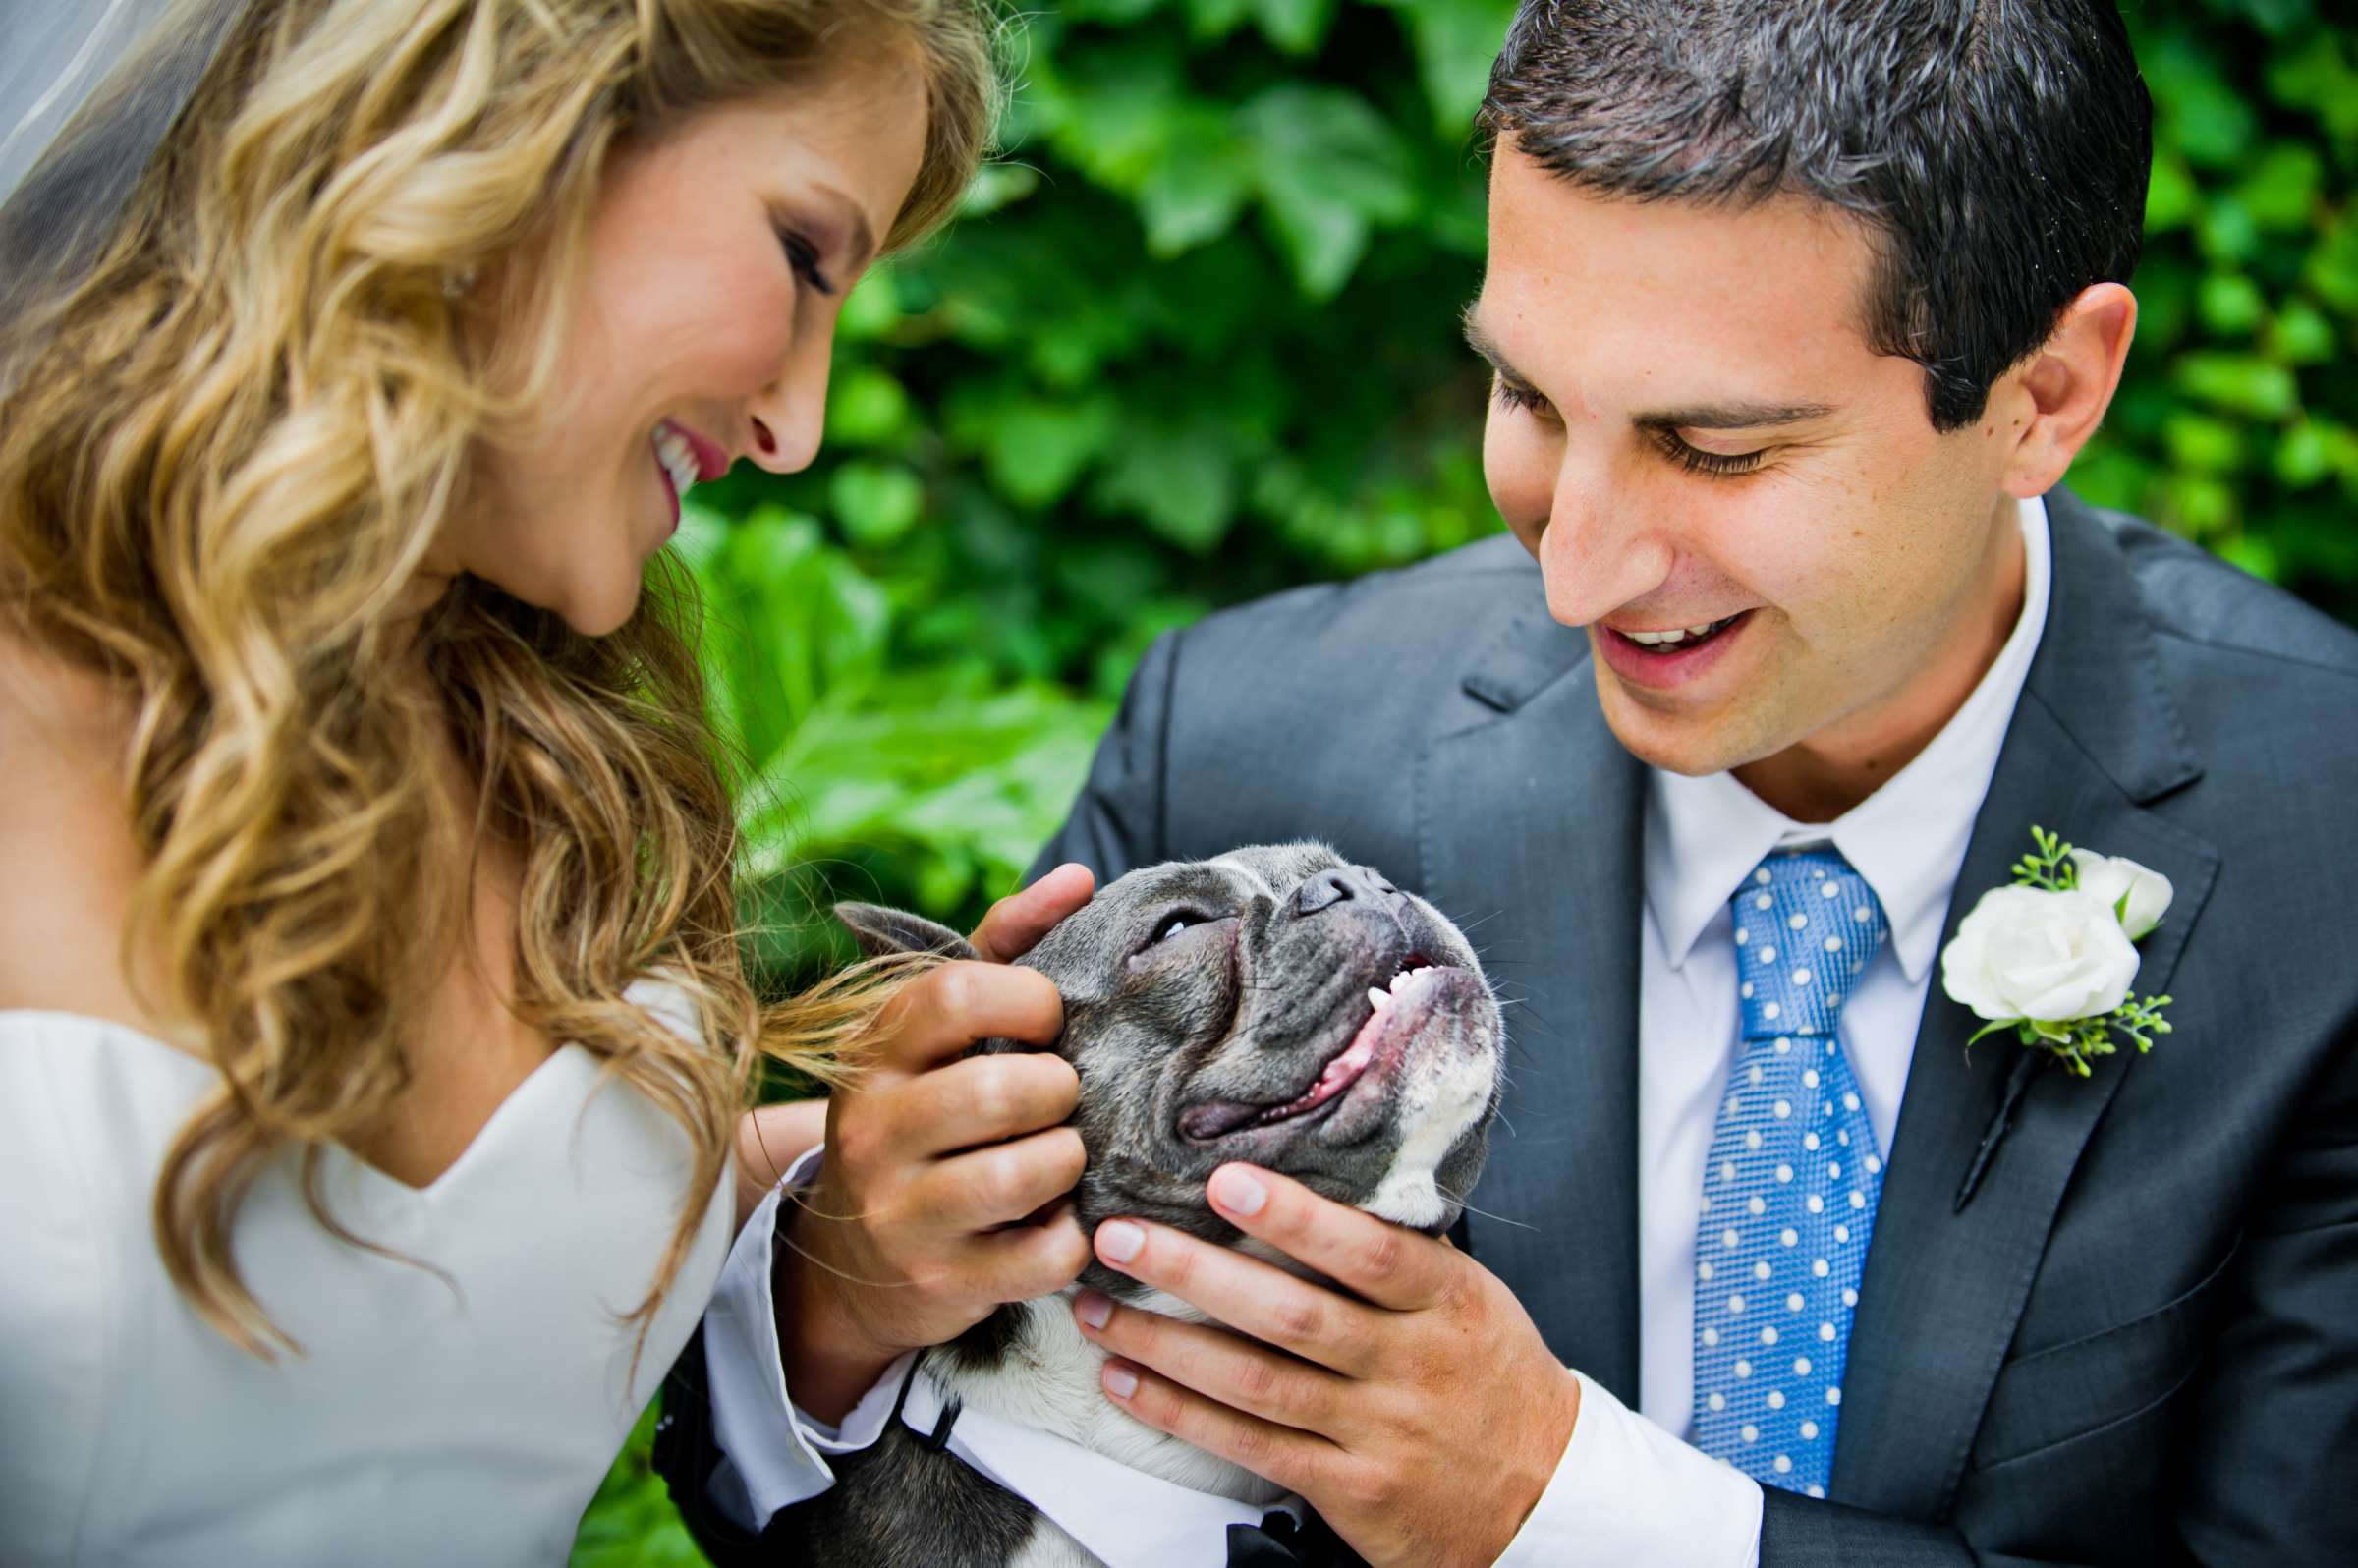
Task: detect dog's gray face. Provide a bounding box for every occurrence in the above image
[841,844,1502,1298]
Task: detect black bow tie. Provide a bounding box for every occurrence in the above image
[1226,1508,1364,1567]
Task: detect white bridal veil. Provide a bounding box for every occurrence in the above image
[0,0,245,407]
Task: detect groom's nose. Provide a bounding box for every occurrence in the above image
[1537,476,1678,631]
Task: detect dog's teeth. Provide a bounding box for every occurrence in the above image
[1368,987,1391,1012]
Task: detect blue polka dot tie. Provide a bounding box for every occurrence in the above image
[1690,849,1888,1498]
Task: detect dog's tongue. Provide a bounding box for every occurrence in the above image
[1178,1005,1387,1141]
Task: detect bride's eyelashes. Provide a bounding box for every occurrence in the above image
[1489,377,1771,478]
[777,229,836,296]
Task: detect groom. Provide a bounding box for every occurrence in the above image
[662,0,2358,1562]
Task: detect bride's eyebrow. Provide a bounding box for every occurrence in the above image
[792,182,878,272]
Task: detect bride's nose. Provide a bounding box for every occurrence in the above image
[741,325,833,475]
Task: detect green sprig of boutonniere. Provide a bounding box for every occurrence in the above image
[1939,827,2175,1078]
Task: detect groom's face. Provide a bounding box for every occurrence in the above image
[1470,142,2027,781]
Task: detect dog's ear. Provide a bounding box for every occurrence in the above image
[834,903,979,962]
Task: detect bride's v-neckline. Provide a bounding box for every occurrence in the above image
[0,1008,589,1199]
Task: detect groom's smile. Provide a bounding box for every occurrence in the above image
[1468,141,2040,817]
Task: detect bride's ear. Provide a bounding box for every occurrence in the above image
[833,903,980,961]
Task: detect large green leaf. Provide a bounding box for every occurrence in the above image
[1372,0,1516,133]
[1138,110,1257,256]
[958,392,1120,508]
[1250,0,1338,56]
[1239,84,1420,296]
[1092,416,1241,551]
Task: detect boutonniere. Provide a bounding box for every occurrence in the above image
[1939,827,2175,1079]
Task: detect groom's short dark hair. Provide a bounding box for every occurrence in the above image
[1477,0,2151,432]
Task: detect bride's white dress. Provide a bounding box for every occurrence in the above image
[0,980,732,1566]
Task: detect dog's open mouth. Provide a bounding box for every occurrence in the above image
[1178,955,1461,1143]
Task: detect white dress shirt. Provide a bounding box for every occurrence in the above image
[706,497,2054,1565]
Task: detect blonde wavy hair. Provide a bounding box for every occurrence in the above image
[0,0,998,1357]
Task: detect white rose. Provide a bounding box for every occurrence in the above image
[2068,849,2174,940]
[1940,885,2142,1023]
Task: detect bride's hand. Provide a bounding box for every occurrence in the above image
[777,866,1096,1423]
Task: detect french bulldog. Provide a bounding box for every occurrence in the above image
[775,843,1504,1568]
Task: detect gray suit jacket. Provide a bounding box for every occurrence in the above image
[1033,489,2358,1565]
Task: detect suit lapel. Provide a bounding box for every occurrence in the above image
[1417,609,1649,1402]
[1830,493,2220,1513]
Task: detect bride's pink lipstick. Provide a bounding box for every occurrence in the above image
[651,419,732,537]
[669,420,730,483]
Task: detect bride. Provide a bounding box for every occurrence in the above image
[0,2,1086,1562]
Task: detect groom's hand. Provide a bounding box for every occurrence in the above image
[1073,1163,1580,1568]
[780,865,1097,1424]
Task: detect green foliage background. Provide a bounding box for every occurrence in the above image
[576,0,2356,1556]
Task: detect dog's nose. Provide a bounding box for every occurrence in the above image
[1294,867,1395,917]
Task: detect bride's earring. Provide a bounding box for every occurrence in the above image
[441,266,477,301]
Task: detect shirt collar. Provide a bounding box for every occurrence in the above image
[899,1361,1306,1568]
[1644,493,2053,985]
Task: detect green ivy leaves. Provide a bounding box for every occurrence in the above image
[2073,7,2358,615]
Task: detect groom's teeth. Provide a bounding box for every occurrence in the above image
[1627,616,1732,648]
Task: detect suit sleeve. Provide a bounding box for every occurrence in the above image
[1027,628,1181,887]
[2171,1009,2358,1566]
[654,1163,910,1556]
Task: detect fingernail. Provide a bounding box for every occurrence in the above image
[1096,1220,1144,1264]
[1076,1291,1111,1330]
[1211,1167,1266,1217]
[1104,1364,1139,1399]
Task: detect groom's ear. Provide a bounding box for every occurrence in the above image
[834,903,980,962]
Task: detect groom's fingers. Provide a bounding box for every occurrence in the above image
[869,961,1064,1072]
[1073,1292,1349,1433]
[1086,1218,1384,1377]
[1206,1164,1454,1314]
[890,1051,1079,1158]
[1095,1358,1341,1500]
[971,863,1095,964]
[970,1202,1092,1300]
[920,1124,1088,1230]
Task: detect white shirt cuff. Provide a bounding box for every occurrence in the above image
[1494,1370,1763,1568]
[701,1145,907,1531]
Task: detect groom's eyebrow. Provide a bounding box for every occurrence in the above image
[1462,304,1837,430]
[1459,307,1533,388]
[1634,398,1839,431]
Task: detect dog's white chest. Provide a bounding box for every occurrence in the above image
[932,1293,1289,1566]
